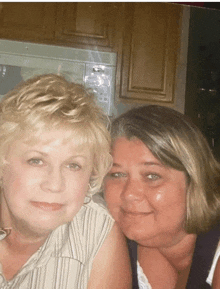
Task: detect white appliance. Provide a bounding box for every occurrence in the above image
[0,39,117,116]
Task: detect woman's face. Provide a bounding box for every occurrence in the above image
[2,128,93,237]
[104,137,188,247]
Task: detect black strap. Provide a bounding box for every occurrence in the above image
[186,223,220,289]
[127,239,139,289]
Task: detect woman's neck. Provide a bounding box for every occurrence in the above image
[138,234,197,289]
[3,228,48,254]
[0,226,48,281]
[0,200,49,252]
[156,233,197,271]
[138,233,197,270]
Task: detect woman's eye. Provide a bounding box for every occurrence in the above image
[146,174,160,181]
[27,158,43,166]
[108,172,126,178]
[67,163,81,170]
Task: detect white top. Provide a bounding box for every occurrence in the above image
[206,241,220,285]
[137,242,220,288]
[137,261,152,289]
[0,199,114,289]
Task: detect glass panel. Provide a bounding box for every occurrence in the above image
[0,61,85,101]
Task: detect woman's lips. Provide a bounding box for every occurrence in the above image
[31,201,63,211]
[121,208,153,216]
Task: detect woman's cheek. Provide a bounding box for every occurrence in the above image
[104,182,120,208]
[155,192,162,201]
[151,189,167,205]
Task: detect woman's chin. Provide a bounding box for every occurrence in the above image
[16,218,65,239]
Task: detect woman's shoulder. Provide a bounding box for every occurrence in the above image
[79,193,114,221]
[187,222,220,287]
[71,193,114,237]
[52,195,114,264]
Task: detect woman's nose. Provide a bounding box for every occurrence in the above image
[41,167,65,193]
[121,177,144,202]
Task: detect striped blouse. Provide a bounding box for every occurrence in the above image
[0,198,114,289]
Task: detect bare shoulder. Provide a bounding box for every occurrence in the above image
[88,223,132,289]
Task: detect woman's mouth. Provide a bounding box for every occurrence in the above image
[121,208,153,216]
[31,201,64,211]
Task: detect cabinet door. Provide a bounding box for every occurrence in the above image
[55,3,120,50]
[0,3,56,42]
[118,3,182,103]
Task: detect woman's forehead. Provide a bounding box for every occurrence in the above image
[18,127,92,149]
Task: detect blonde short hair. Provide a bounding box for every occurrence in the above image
[0,73,112,194]
[111,105,220,234]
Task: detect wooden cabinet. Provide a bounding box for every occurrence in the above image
[0,3,56,42]
[0,2,121,51]
[116,3,182,104]
[0,2,183,105]
[55,3,121,51]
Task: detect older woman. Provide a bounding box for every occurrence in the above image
[0,74,131,289]
[104,105,220,289]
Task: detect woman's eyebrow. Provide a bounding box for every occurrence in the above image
[142,161,163,166]
[111,161,163,167]
[112,163,122,167]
